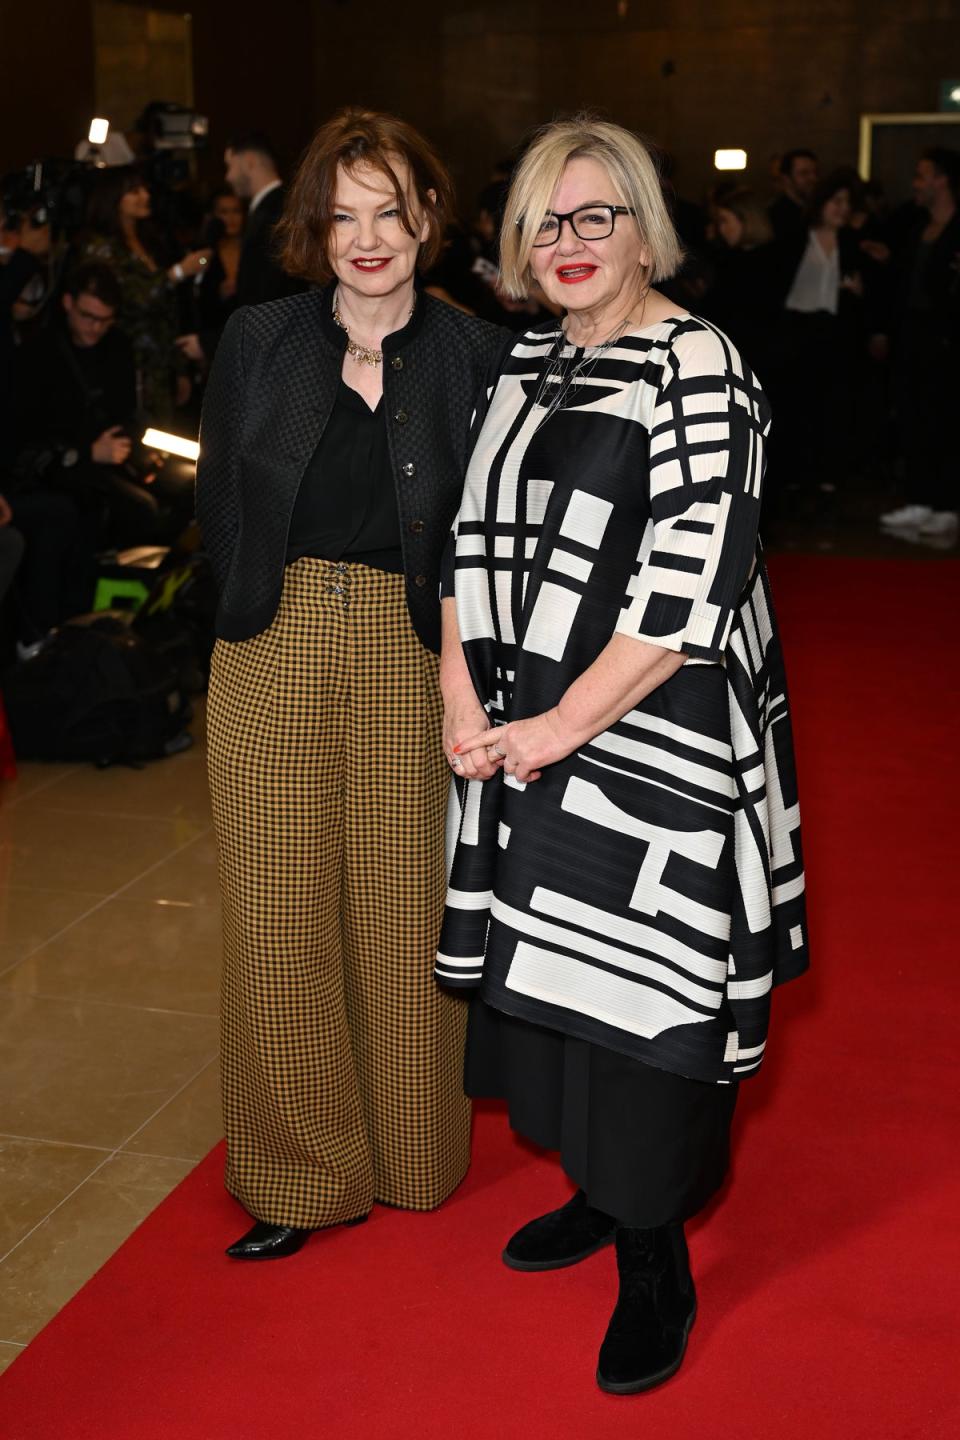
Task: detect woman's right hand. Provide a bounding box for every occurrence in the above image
[443,693,502,781]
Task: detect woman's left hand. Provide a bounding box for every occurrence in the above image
[179,248,214,280]
[454,708,584,785]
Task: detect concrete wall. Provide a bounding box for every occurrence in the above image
[1,1,956,208]
[312,0,959,206]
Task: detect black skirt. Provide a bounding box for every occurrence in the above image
[466,998,738,1228]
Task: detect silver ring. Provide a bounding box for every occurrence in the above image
[198,255,208,266]
[492,742,506,758]
[450,755,463,768]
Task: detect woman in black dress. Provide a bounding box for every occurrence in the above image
[439,116,808,1394]
[195,186,245,337]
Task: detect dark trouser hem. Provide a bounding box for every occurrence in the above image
[466,997,738,1229]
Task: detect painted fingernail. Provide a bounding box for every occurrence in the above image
[452,744,462,754]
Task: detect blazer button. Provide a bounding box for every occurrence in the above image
[401,461,416,477]
[409,519,425,534]
[391,356,404,370]
[414,574,428,587]
[394,409,409,425]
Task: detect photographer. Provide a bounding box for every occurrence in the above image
[14,262,171,548]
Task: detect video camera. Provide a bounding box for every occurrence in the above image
[137,102,209,189]
[1,158,89,238]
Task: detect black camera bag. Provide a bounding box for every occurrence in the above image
[3,616,191,766]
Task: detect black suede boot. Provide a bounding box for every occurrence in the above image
[596,1223,696,1394]
[502,1189,616,1271]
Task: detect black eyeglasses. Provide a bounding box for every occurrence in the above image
[73,306,114,327]
[523,204,637,246]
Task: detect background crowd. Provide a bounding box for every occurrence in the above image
[0,116,958,675]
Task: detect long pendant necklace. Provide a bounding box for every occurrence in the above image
[532,292,649,430]
[333,291,415,367]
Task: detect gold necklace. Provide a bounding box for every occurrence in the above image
[332,295,415,367]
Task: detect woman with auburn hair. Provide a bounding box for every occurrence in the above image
[438,116,807,1393]
[196,107,506,1261]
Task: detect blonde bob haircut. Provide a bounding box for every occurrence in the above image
[499,115,683,299]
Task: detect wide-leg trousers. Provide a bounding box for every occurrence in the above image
[207,558,470,1227]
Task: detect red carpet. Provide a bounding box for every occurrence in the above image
[2,556,959,1440]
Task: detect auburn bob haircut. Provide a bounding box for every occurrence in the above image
[277,107,454,285]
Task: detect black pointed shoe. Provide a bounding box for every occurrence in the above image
[502,1189,616,1272]
[226,1223,312,1260]
[226,1213,368,1260]
[596,1223,697,1394]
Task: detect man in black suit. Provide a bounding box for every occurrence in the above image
[177,131,302,366]
[768,148,819,244]
[224,131,300,306]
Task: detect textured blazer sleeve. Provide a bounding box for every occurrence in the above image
[195,307,246,595]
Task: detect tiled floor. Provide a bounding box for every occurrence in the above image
[0,494,955,1383]
[0,701,224,1376]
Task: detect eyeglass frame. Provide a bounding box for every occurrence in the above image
[521,204,638,247]
[71,303,115,327]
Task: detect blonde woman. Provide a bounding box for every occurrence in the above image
[437,117,808,1393]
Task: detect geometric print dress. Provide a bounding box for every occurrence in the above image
[436,315,809,1087]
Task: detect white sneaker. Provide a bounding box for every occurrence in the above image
[879,504,933,529]
[916,511,959,537]
[15,638,46,662]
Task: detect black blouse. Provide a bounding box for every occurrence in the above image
[286,379,403,572]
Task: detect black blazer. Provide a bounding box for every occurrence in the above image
[236,185,299,307]
[195,284,508,651]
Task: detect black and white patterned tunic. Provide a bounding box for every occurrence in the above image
[436,315,808,1085]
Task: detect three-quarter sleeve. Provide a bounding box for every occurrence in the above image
[195,307,246,594]
[615,325,769,662]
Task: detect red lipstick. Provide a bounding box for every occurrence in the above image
[350,258,392,272]
[556,264,598,284]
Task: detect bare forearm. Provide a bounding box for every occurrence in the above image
[440,596,500,780]
[554,633,687,745]
[439,595,475,703]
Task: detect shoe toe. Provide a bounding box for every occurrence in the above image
[226,1222,312,1259]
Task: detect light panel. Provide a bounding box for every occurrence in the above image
[714,149,748,171]
[142,428,200,462]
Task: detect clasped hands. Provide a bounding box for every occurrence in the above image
[444,700,585,785]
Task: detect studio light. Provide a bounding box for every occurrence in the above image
[88,117,110,146]
[142,428,200,462]
[714,148,748,171]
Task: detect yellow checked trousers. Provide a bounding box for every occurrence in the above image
[207,559,470,1227]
